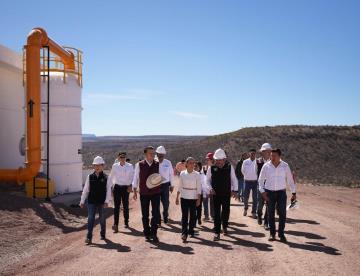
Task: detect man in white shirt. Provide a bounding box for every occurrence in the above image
[203,152,215,221]
[108,152,134,233]
[241,149,258,218]
[258,149,297,243]
[206,149,238,241]
[256,143,272,229]
[156,146,174,224]
[175,157,202,243]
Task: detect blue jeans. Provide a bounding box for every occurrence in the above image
[238,178,244,197]
[257,190,269,226]
[87,203,106,240]
[243,180,258,214]
[160,182,170,220]
[267,189,287,237]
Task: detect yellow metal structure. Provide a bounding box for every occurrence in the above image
[0,27,76,183]
[25,177,55,198]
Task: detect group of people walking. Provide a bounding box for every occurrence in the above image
[80,143,297,245]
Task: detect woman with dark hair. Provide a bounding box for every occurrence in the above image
[176,157,202,243]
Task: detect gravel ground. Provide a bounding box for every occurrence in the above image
[1,182,359,276]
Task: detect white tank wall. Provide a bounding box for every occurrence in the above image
[41,74,83,194]
[0,44,83,194]
[0,45,25,169]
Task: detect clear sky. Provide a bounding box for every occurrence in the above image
[1,0,359,136]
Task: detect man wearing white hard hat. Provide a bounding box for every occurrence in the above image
[156,145,175,225]
[132,146,162,242]
[206,148,238,241]
[80,156,112,245]
[256,143,272,230]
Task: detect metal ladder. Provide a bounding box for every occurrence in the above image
[32,46,51,201]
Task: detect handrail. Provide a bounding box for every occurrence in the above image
[0,27,75,183]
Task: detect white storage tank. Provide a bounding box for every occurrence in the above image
[0,45,25,169]
[40,48,83,194]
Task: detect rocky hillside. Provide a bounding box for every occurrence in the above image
[82,125,360,186]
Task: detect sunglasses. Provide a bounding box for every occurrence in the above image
[119,156,126,159]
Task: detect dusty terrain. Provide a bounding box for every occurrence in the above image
[82,125,360,186]
[1,183,360,276]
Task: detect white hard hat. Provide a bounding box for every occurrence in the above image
[260,143,272,152]
[156,145,166,155]
[213,148,227,160]
[92,156,105,165]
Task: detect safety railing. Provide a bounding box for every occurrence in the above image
[23,46,83,87]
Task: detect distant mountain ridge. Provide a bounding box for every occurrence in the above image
[82,125,360,186]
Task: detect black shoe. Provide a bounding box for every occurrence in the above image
[100,236,106,240]
[125,223,129,229]
[279,235,287,243]
[164,218,169,224]
[268,235,276,241]
[257,216,262,225]
[243,210,247,216]
[189,232,195,238]
[85,238,92,245]
[152,235,159,243]
[145,235,151,242]
[223,227,228,235]
[181,234,187,243]
[112,225,118,233]
[264,225,270,231]
[213,234,220,241]
[251,213,257,219]
[198,219,202,225]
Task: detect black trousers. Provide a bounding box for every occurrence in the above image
[213,195,231,234]
[267,189,287,237]
[113,185,130,226]
[140,193,160,237]
[257,190,269,226]
[181,198,197,236]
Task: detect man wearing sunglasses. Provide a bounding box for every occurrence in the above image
[108,152,134,233]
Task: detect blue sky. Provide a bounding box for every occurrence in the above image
[1,0,359,136]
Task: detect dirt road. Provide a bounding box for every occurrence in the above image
[2,184,360,276]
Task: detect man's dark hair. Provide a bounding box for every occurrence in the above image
[126,158,130,162]
[144,146,154,153]
[271,148,282,156]
[118,152,127,156]
[249,149,256,152]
